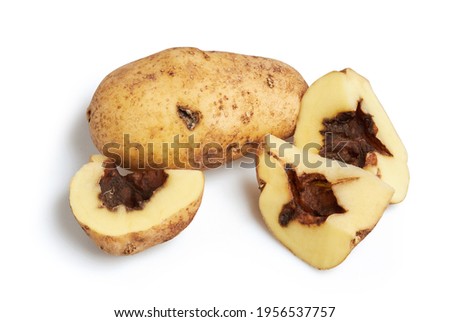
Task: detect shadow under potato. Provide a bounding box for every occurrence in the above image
[241,176,268,232]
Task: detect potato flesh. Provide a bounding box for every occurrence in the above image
[257,136,394,269]
[293,69,408,203]
[88,47,308,170]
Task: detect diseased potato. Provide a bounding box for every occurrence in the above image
[256,135,393,269]
[87,47,308,170]
[70,155,204,255]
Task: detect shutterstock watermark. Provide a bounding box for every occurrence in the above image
[101,134,349,170]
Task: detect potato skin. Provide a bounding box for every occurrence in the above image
[75,196,202,256]
[88,47,308,170]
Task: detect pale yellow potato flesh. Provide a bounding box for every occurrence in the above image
[257,135,394,269]
[294,68,409,203]
[70,155,204,255]
[88,47,308,170]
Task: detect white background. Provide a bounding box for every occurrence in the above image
[1,0,449,321]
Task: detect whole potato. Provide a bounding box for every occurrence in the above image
[87,47,307,170]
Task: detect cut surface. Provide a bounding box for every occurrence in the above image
[69,155,204,255]
[257,135,394,269]
[294,68,409,203]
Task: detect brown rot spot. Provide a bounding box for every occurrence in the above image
[177,104,202,130]
[351,228,372,247]
[266,74,275,88]
[98,160,168,211]
[319,100,392,168]
[145,73,156,81]
[86,108,92,122]
[279,166,346,227]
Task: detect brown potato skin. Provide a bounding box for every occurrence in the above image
[87,47,308,170]
[75,196,202,256]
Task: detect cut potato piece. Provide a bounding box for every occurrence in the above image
[256,135,394,269]
[69,155,204,255]
[294,68,409,203]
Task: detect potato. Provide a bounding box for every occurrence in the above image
[87,47,307,170]
[70,155,204,255]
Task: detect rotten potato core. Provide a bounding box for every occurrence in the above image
[279,166,346,227]
[319,100,392,168]
[99,160,168,211]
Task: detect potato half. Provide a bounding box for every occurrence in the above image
[87,47,307,170]
[69,155,204,255]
